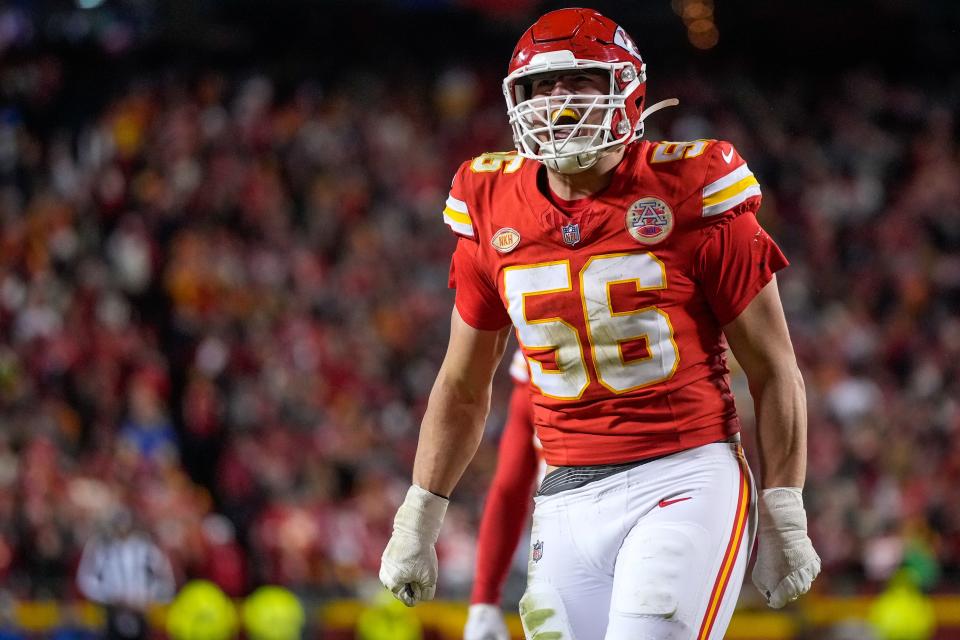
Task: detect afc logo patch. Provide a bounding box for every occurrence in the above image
[626,196,674,245]
[532,540,544,563]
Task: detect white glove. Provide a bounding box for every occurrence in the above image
[464,603,510,640]
[752,487,821,608]
[379,484,449,607]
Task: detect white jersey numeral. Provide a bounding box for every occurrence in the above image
[581,253,678,392]
[503,262,590,400]
[503,253,680,399]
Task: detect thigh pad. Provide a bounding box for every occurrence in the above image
[519,583,577,640]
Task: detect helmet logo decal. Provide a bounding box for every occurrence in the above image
[491,227,521,253]
[626,197,674,245]
[613,26,643,62]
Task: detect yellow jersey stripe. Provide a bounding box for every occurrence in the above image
[703,164,752,196]
[703,175,760,207]
[443,206,472,226]
[443,214,474,237]
[702,186,762,217]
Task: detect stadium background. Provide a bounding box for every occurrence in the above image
[1,0,959,638]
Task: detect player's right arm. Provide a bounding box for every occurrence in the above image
[415,160,515,496]
[380,309,510,607]
[413,309,512,497]
[381,160,515,607]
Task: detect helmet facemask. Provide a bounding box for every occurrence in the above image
[503,55,645,174]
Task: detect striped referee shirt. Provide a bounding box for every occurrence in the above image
[76,532,176,608]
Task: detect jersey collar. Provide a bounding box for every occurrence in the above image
[519,141,647,244]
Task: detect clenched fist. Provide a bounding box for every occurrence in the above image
[752,487,821,608]
[380,485,449,607]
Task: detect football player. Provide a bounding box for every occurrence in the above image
[381,8,820,639]
[464,350,540,640]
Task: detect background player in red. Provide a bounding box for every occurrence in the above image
[464,350,540,640]
[381,8,820,639]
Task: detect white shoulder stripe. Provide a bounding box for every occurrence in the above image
[443,214,475,237]
[446,194,469,214]
[703,164,753,198]
[702,185,762,217]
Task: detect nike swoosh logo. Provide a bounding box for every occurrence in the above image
[721,148,734,164]
[658,497,692,508]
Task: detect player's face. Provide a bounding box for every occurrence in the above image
[523,70,610,143]
[528,70,609,99]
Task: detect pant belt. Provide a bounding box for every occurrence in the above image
[536,435,740,497]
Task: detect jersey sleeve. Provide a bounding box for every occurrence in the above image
[470,383,537,605]
[693,208,789,326]
[699,142,762,219]
[442,161,477,239]
[443,161,511,330]
[692,142,787,326]
[449,238,511,330]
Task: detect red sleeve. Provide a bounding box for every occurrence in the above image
[693,209,789,326]
[449,238,511,330]
[697,141,762,222]
[443,161,477,239]
[470,383,537,605]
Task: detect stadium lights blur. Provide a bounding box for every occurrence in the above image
[76,0,106,8]
[672,0,719,49]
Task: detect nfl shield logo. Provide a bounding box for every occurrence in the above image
[561,223,581,246]
[532,540,544,563]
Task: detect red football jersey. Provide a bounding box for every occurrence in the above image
[445,140,788,465]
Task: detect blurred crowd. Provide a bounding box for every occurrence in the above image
[0,49,958,608]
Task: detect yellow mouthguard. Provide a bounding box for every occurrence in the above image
[550,108,580,123]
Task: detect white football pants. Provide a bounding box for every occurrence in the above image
[520,441,757,640]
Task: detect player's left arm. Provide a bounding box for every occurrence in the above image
[723,277,806,489]
[724,279,821,609]
[694,140,820,609]
[695,140,808,489]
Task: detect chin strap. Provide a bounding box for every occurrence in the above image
[641,98,680,122]
[635,97,680,138]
